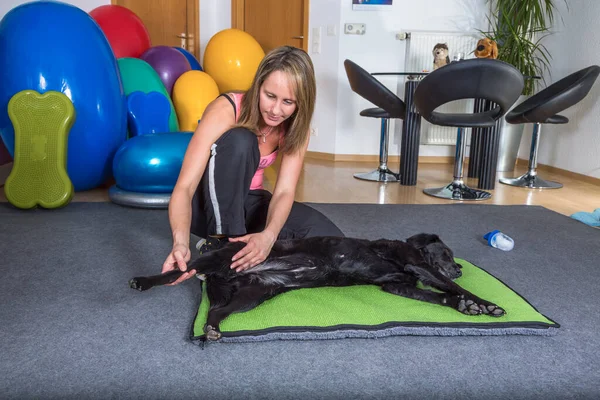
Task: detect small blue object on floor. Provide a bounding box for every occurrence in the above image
[570,208,600,227]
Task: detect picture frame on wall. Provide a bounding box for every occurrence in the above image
[352,0,393,11]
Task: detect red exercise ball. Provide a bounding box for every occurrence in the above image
[89,5,151,58]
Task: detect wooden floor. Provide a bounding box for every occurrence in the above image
[2,159,599,218]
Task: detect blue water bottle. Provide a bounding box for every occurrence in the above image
[483,230,514,251]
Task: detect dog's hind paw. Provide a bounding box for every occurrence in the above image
[129,278,148,291]
[205,325,222,341]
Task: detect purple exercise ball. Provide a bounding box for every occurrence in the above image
[140,46,191,95]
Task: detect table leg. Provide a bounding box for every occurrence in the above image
[399,79,422,186]
[467,99,501,190]
[467,99,485,179]
[477,116,501,190]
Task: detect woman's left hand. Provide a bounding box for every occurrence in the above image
[229,231,277,272]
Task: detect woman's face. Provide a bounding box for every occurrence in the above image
[259,70,297,127]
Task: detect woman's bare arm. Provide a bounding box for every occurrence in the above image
[164,95,236,274]
[263,135,309,241]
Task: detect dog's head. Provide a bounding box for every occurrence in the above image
[474,38,498,59]
[432,43,449,60]
[406,233,462,279]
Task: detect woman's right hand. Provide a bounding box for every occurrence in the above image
[162,243,196,285]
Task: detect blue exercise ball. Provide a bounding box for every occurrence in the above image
[174,47,203,71]
[0,1,127,191]
[113,132,193,193]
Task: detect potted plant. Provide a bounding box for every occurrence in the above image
[480,0,562,171]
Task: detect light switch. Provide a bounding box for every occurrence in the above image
[312,26,321,43]
[312,27,321,54]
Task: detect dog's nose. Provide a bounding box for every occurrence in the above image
[477,45,485,51]
[454,263,463,278]
[452,268,462,279]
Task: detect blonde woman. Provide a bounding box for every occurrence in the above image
[163,46,344,284]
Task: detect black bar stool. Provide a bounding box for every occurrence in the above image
[500,65,600,189]
[413,58,524,200]
[344,59,406,182]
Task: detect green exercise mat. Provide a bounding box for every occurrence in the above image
[191,258,559,344]
[4,90,75,209]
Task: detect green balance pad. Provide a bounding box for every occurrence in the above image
[192,258,559,343]
[4,90,75,209]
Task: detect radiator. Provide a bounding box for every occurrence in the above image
[402,31,480,145]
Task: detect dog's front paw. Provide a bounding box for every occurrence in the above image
[455,296,483,315]
[204,325,222,341]
[451,295,505,317]
[478,302,505,317]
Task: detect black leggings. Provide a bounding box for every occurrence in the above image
[191,127,344,240]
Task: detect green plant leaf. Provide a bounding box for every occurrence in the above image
[483,0,563,95]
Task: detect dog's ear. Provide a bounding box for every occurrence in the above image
[406,233,441,249]
[490,40,498,59]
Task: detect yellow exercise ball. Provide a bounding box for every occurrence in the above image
[203,29,265,93]
[172,70,220,131]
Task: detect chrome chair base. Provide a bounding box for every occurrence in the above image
[499,123,563,189]
[354,168,400,182]
[499,173,563,189]
[423,182,492,201]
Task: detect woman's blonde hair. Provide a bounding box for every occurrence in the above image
[235,46,316,154]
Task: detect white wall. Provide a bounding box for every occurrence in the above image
[199,0,230,63]
[305,0,341,153]
[523,0,600,179]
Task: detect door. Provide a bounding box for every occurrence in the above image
[113,0,200,59]
[232,0,309,54]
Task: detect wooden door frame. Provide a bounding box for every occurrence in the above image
[231,0,309,52]
[111,0,200,59]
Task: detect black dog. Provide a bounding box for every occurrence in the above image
[129,233,505,341]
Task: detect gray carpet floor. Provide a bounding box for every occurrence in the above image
[1,201,599,399]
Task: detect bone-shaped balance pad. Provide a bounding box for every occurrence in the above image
[4,90,75,209]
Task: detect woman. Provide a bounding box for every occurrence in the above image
[162,46,344,285]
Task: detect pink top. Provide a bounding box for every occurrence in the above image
[229,93,284,190]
